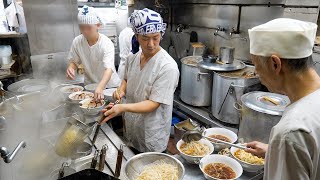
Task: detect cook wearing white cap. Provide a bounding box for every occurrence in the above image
[66,5,121,99]
[245,18,320,180]
[100,8,179,153]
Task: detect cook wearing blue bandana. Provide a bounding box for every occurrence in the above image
[101,8,180,153]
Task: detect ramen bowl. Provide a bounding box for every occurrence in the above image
[203,128,237,152]
[125,152,185,180]
[79,98,106,116]
[68,91,94,102]
[60,85,84,99]
[177,139,214,164]
[199,154,243,180]
[230,147,264,172]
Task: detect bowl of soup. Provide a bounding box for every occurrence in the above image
[199,154,243,180]
[203,128,238,151]
[176,139,214,164]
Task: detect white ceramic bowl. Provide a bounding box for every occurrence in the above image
[230,147,264,172]
[68,91,94,102]
[59,85,84,98]
[84,83,98,92]
[79,98,106,116]
[199,154,243,180]
[103,88,117,101]
[177,139,214,164]
[203,128,238,152]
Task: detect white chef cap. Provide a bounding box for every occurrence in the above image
[78,5,101,25]
[249,18,317,59]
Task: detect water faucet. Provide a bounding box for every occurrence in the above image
[1,141,26,163]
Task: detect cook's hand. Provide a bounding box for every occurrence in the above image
[66,66,76,80]
[112,88,125,101]
[100,103,123,124]
[94,86,104,100]
[245,141,268,158]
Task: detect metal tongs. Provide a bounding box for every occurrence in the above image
[182,130,246,150]
[91,99,121,145]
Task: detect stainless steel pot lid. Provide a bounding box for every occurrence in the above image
[215,66,258,79]
[8,79,50,93]
[241,91,290,116]
[181,56,203,67]
[198,59,246,72]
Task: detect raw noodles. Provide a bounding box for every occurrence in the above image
[136,160,179,180]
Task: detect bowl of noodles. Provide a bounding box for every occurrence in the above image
[177,139,214,164]
[199,154,243,180]
[124,152,185,180]
[203,128,238,152]
[230,147,265,172]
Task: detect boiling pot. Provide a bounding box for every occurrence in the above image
[180,56,212,106]
[236,91,290,143]
[211,66,260,124]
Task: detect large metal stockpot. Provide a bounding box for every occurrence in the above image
[180,56,212,106]
[237,91,290,143]
[211,66,260,124]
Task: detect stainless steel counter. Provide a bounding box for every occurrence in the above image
[0,89,262,180]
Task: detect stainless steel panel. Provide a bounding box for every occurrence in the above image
[23,0,79,55]
[173,0,285,5]
[285,0,320,6]
[173,5,284,61]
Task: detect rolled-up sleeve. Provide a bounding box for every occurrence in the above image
[68,39,81,65]
[102,42,115,70]
[149,65,179,105]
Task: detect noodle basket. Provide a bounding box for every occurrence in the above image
[54,115,92,158]
[124,152,185,180]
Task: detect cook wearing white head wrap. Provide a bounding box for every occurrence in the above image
[101,9,179,153]
[78,5,101,25]
[245,18,320,180]
[66,5,121,100]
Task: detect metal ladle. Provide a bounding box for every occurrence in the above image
[182,130,247,150]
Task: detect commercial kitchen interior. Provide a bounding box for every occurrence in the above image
[1,0,320,180]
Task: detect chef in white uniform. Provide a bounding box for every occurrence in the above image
[101,8,179,153]
[66,5,121,99]
[118,20,134,80]
[245,18,320,180]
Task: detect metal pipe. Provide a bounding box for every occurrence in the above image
[1,141,26,163]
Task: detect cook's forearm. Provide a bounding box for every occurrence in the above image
[119,79,127,93]
[98,68,113,89]
[122,100,160,113]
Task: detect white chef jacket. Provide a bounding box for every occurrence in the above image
[118,27,134,80]
[123,48,180,152]
[68,33,121,88]
[264,89,320,180]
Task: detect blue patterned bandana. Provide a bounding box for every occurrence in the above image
[130,8,166,36]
